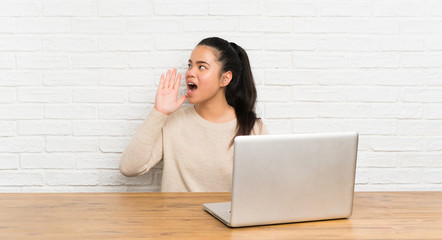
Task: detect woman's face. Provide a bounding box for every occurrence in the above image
[185,45,227,105]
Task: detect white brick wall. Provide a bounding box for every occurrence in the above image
[0,0,441,192]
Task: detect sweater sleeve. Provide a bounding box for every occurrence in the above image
[119,108,168,177]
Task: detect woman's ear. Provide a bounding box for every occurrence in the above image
[220,71,233,87]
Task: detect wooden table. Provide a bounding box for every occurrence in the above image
[1,192,441,239]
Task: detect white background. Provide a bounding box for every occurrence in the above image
[0,0,441,192]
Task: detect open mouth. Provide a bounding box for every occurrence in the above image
[187,82,198,93]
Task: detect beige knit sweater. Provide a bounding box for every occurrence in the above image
[119,105,268,192]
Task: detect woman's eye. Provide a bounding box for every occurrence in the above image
[199,65,206,69]
[187,64,191,69]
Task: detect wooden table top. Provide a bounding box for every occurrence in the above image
[1,191,441,240]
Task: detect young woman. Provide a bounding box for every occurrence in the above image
[119,37,268,192]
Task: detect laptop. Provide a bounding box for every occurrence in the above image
[203,132,359,227]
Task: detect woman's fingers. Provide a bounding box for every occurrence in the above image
[165,69,171,88]
[173,73,181,90]
[169,68,176,88]
[159,73,165,89]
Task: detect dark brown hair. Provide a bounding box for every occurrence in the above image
[197,37,261,146]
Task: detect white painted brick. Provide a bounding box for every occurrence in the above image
[129,52,188,68]
[318,0,370,17]
[372,103,422,119]
[0,137,43,153]
[264,103,317,118]
[357,135,371,152]
[0,54,15,69]
[22,186,129,193]
[291,119,347,133]
[0,121,16,136]
[72,19,127,33]
[239,17,292,32]
[347,18,399,33]
[154,0,208,16]
[183,18,237,32]
[0,105,43,120]
[72,88,127,103]
[46,171,100,186]
[368,169,421,184]
[43,0,97,16]
[154,34,206,50]
[355,169,369,184]
[18,87,70,103]
[101,170,153,186]
[18,120,71,135]
[345,119,398,135]
[99,104,150,120]
[424,104,442,119]
[373,37,424,51]
[373,0,425,17]
[45,104,98,119]
[129,88,157,103]
[427,34,442,51]
[42,37,97,52]
[262,119,291,134]
[249,52,292,68]
[72,120,130,136]
[424,137,442,151]
[398,153,442,167]
[402,88,442,103]
[427,70,442,86]
[265,70,317,85]
[17,54,70,69]
[20,153,75,169]
[371,70,423,86]
[0,19,15,33]
[46,137,98,152]
[99,0,153,16]
[210,0,263,16]
[0,36,40,51]
[398,120,442,136]
[0,154,18,169]
[0,0,40,16]
[98,37,153,52]
[401,53,442,68]
[319,103,371,118]
[128,18,182,33]
[357,152,397,168]
[431,20,442,33]
[99,70,154,86]
[218,35,265,50]
[257,86,291,102]
[0,71,42,86]
[127,186,160,192]
[0,171,44,186]
[369,136,422,151]
[266,35,316,51]
[76,153,121,169]
[347,54,399,68]
[422,170,442,184]
[318,37,371,52]
[399,20,432,33]
[346,87,399,102]
[17,18,70,33]
[100,137,130,153]
[72,53,128,69]
[266,0,315,16]
[44,71,99,86]
[427,0,442,16]
[293,18,346,33]
[292,54,346,69]
[0,88,15,103]
[293,86,345,102]
[318,70,371,85]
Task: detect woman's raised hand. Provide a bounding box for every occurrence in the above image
[154,68,187,116]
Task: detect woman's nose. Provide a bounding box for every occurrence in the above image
[185,68,195,79]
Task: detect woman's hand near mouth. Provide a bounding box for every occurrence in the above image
[154,68,187,116]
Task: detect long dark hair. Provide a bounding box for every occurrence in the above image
[197,37,261,145]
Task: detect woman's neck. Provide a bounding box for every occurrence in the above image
[194,100,236,123]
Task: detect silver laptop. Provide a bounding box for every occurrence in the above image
[203,132,359,227]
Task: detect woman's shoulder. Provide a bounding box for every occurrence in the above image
[251,119,269,135]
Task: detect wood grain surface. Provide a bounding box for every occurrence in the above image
[1,192,441,239]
